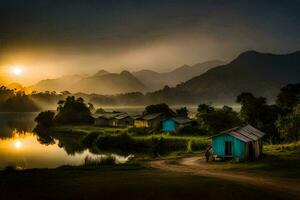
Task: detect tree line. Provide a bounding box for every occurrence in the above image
[34,83,300,143]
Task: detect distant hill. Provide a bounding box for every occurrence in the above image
[72,70,147,94]
[148,50,300,104]
[31,74,85,92]
[31,71,147,95]
[133,60,225,91]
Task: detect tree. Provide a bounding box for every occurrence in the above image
[236,92,281,140]
[1,92,40,112]
[34,111,55,127]
[276,104,300,141]
[143,103,175,117]
[276,83,300,114]
[54,96,94,124]
[95,107,105,114]
[197,105,242,134]
[176,107,189,117]
[197,104,214,114]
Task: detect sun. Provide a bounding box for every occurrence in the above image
[9,65,24,76]
[14,140,23,149]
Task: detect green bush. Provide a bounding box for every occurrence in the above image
[128,127,153,135]
[177,126,207,136]
[190,140,210,151]
[81,132,102,148]
[95,133,189,156]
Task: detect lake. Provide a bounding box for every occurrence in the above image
[0,112,128,169]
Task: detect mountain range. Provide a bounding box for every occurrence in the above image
[133,60,225,90]
[148,50,300,104]
[31,71,147,95]
[29,60,223,94]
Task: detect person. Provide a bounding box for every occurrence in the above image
[205,146,212,162]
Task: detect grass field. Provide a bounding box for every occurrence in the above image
[0,165,288,200]
[204,141,300,179]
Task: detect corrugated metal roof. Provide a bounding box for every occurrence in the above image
[93,112,125,119]
[171,117,192,124]
[139,113,163,121]
[228,131,253,143]
[114,114,131,120]
[212,125,266,143]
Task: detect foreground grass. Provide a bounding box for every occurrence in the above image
[0,166,287,200]
[218,142,300,179]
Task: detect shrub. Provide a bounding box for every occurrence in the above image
[128,127,153,135]
[191,140,210,151]
[81,132,102,148]
[177,126,207,136]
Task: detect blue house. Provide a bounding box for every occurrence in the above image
[211,125,265,161]
[162,117,192,133]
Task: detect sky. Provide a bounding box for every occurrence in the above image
[0,0,300,85]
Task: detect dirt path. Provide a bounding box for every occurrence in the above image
[149,156,300,199]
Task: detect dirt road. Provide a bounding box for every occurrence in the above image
[149,156,300,199]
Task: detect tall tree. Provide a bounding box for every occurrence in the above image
[143,103,175,117]
[54,96,93,124]
[176,107,189,117]
[276,83,300,114]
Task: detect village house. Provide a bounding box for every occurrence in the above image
[211,125,265,161]
[134,113,165,129]
[111,113,134,127]
[93,112,125,126]
[162,117,192,133]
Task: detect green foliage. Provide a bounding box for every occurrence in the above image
[176,107,189,117]
[54,96,94,125]
[236,92,282,140]
[34,111,55,127]
[197,104,214,114]
[190,140,210,151]
[197,105,242,134]
[95,107,105,114]
[128,127,153,135]
[143,103,175,117]
[276,83,300,113]
[81,132,102,147]
[177,125,207,136]
[0,89,40,112]
[276,106,300,141]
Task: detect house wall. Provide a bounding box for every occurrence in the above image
[212,134,246,161]
[149,118,163,129]
[116,118,134,127]
[162,119,176,132]
[134,119,149,128]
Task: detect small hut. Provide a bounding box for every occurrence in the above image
[162,117,192,133]
[93,112,124,126]
[134,113,164,128]
[211,125,265,161]
[111,114,134,127]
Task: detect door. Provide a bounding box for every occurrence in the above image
[225,141,232,156]
[248,142,254,161]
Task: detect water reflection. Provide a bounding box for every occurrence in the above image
[0,113,129,169]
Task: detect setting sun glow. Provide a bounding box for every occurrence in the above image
[14,140,23,149]
[10,65,24,76]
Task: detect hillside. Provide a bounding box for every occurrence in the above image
[31,71,147,95]
[148,50,300,104]
[30,75,85,92]
[133,60,225,91]
[72,70,147,94]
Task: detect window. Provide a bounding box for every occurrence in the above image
[225,141,232,156]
